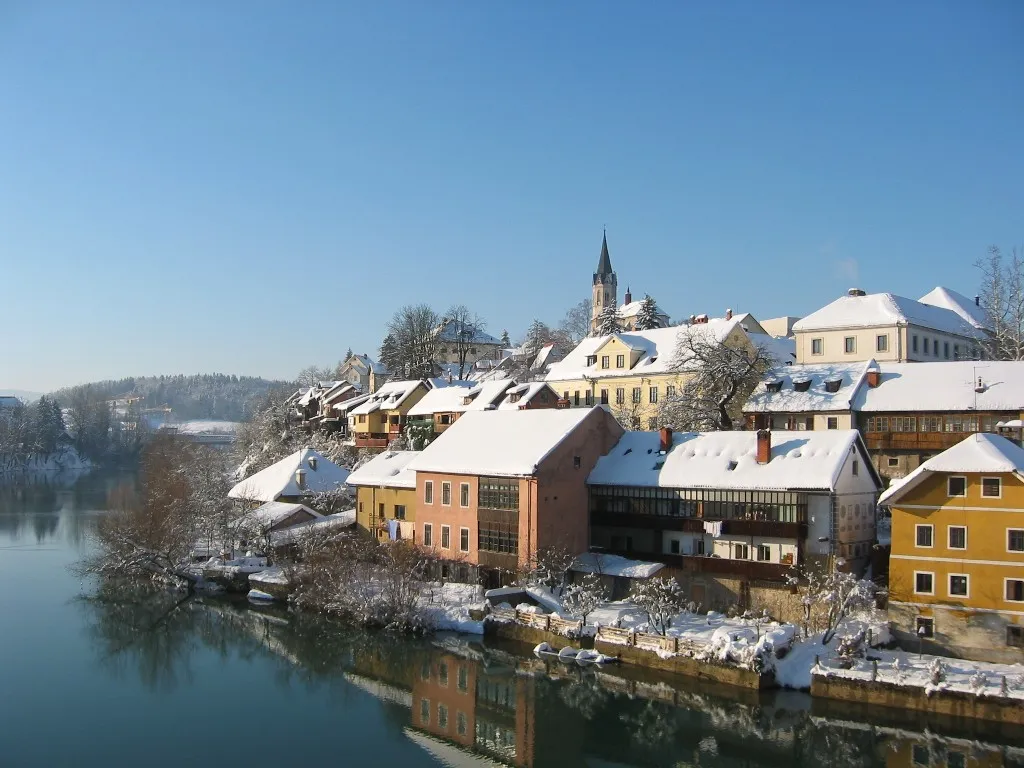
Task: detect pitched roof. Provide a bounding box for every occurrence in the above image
[595,231,613,277]
[228,448,350,502]
[748,332,796,365]
[918,286,990,330]
[345,450,419,489]
[332,393,372,414]
[792,291,982,338]
[618,299,668,320]
[496,381,553,409]
[879,433,1024,504]
[350,380,426,415]
[544,319,742,382]
[744,361,875,414]
[853,361,1024,412]
[407,408,602,477]
[434,320,501,346]
[460,380,516,410]
[588,429,877,492]
[239,501,321,529]
[407,381,478,416]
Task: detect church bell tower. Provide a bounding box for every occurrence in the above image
[591,230,618,331]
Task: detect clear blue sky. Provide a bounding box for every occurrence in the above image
[1,1,1021,393]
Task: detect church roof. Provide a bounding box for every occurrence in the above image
[594,231,614,277]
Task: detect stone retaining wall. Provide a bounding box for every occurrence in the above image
[593,638,770,689]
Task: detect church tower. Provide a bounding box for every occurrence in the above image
[591,230,618,332]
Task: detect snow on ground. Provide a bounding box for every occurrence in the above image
[202,555,268,577]
[249,566,290,586]
[418,582,486,634]
[571,552,665,578]
[168,420,240,435]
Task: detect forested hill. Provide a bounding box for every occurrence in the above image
[50,374,293,422]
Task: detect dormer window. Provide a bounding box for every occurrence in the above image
[308,456,318,471]
[765,380,783,393]
[793,378,811,393]
[824,379,842,394]
[585,355,597,366]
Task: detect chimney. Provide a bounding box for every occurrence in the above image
[725,308,733,320]
[975,295,981,307]
[975,376,986,393]
[308,455,318,471]
[658,426,673,453]
[689,314,697,324]
[847,288,866,297]
[756,429,772,465]
[295,468,307,490]
[866,369,881,388]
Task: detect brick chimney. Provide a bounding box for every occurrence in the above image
[725,308,733,320]
[624,286,632,305]
[866,367,881,388]
[756,429,771,465]
[659,426,673,453]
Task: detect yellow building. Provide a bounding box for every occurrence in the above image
[349,379,431,449]
[346,449,419,542]
[881,432,1024,662]
[545,314,781,429]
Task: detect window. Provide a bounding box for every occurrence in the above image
[574,391,580,406]
[585,355,597,366]
[1007,626,1024,648]
[893,416,917,432]
[358,414,366,423]
[616,354,625,368]
[912,335,919,353]
[647,417,658,430]
[615,388,625,405]
[915,524,933,548]
[947,752,966,768]
[982,477,1001,498]
[734,543,749,560]
[948,526,966,550]
[456,712,468,736]
[423,523,433,547]
[876,334,888,352]
[914,572,934,595]
[915,617,934,638]
[438,704,448,730]
[441,525,451,549]
[666,385,676,398]
[601,355,610,369]
[600,389,609,405]
[420,698,430,724]
[457,665,468,692]
[811,337,823,355]
[395,504,406,521]
[459,527,469,552]
[573,455,581,469]
[460,482,470,507]
[852,459,859,476]
[378,502,385,521]
[827,417,838,430]
[757,544,771,562]
[441,481,452,506]
[911,744,929,766]
[923,338,930,355]
[865,416,889,432]
[670,539,680,554]
[425,481,434,504]
[438,662,448,686]
[920,416,941,432]
[563,391,569,402]
[585,391,593,406]
[944,341,950,359]
[649,386,658,404]
[632,387,642,404]
[1008,529,1024,552]
[953,344,960,360]
[479,477,519,509]
[947,476,966,497]
[844,336,856,354]
[358,501,363,516]
[949,574,969,597]
[887,457,899,467]
[1007,579,1024,602]
[478,520,519,554]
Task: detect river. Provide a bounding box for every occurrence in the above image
[1,470,1021,767]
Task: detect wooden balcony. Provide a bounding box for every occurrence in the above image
[478,551,518,571]
[864,432,974,452]
[605,548,792,582]
[355,433,389,448]
[592,512,805,540]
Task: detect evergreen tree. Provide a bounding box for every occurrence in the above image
[378,334,400,376]
[344,347,353,362]
[524,319,554,352]
[500,329,511,347]
[634,295,661,331]
[596,302,622,336]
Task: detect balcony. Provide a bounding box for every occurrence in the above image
[864,432,974,452]
[605,548,792,582]
[591,511,805,540]
[355,433,389,448]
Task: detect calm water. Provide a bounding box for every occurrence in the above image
[1,471,1021,768]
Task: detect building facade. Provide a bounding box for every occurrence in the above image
[347,449,419,542]
[882,433,1024,662]
[349,380,432,449]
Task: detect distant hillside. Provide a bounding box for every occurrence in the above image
[50,374,293,422]
[0,390,41,403]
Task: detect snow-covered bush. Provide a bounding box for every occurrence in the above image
[630,577,687,636]
[835,629,867,667]
[562,573,606,624]
[928,658,946,686]
[969,670,987,693]
[792,565,876,643]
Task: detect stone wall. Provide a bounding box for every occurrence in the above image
[592,637,771,689]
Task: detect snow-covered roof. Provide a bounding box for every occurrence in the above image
[332,393,372,414]
[345,450,419,489]
[0,396,21,409]
[346,354,388,374]
[545,318,742,383]
[879,433,1024,505]
[748,332,796,365]
[167,420,240,435]
[792,291,981,338]
[320,381,357,403]
[570,552,665,578]
[460,380,516,411]
[618,299,667,320]
[433,319,502,346]
[588,429,876,492]
[407,408,601,477]
[496,381,553,409]
[853,361,1024,412]
[919,286,990,330]
[228,448,351,502]
[744,361,874,414]
[349,380,425,415]
[269,509,356,546]
[239,501,321,529]
[531,342,557,371]
[406,381,478,416]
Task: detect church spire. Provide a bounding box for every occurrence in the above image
[595,229,614,278]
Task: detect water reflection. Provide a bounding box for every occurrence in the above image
[76,590,1024,768]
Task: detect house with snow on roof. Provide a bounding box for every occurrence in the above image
[880,432,1024,663]
[745,359,1024,479]
[349,379,434,449]
[432,317,504,376]
[406,380,561,438]
[793,287,986,365]
[337,353,390,393]
[347,450,419,543]
[228,448,350,506]
[407,407,624,588]
[586,427,881,617]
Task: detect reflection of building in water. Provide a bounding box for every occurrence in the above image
[410,652,535,767]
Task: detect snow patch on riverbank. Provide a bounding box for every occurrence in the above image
[0,446,92,475]
[419,582,486,634]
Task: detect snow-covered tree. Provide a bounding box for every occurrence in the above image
[526,546,575,595]
[657,325,775,431]
[559,298,593,345]
[791,565,876,644]
[523,319,555,353]
[500,329,511,347]
[562,573,606,624]
[633,295,661,331]
[442,304,488,379]
[595,302,622,337]
[928,657,947,685]
[382,304,441,379]
[976,244,1024,360]
[630,576,686,635]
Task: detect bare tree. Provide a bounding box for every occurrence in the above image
[296,365,333,387]
[630,576,686,635]
[789,564,876,644]
[443,304,487,379]
[657,325,774,431]
[562,572,606,625]
[383,304,441,379]
[976,245,1024,360]
[559,299,593,345]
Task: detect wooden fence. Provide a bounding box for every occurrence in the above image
[488,606,583,636]
[595,626,702,656]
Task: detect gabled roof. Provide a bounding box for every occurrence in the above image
[853,361,1024,412]
[919,286,990,330]
[588,429,879,492]
[496,381,554,409]
[744,361,875,414]
[544,318,743,382]
[345,354,388,374]
[332,393,372,414]
[239,501,321,529]
[460,380,516,410]
[748,332,796,365]
[434,319,501,346]
[407,408,603,477]
[350,380,426,415]
[879,433,1024,505]
[407,381,478,416]
[321,381,356,403]
[345,450,419,490]
[618,299,668,320]
[228,448,350,502]
[792,291,982,338]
